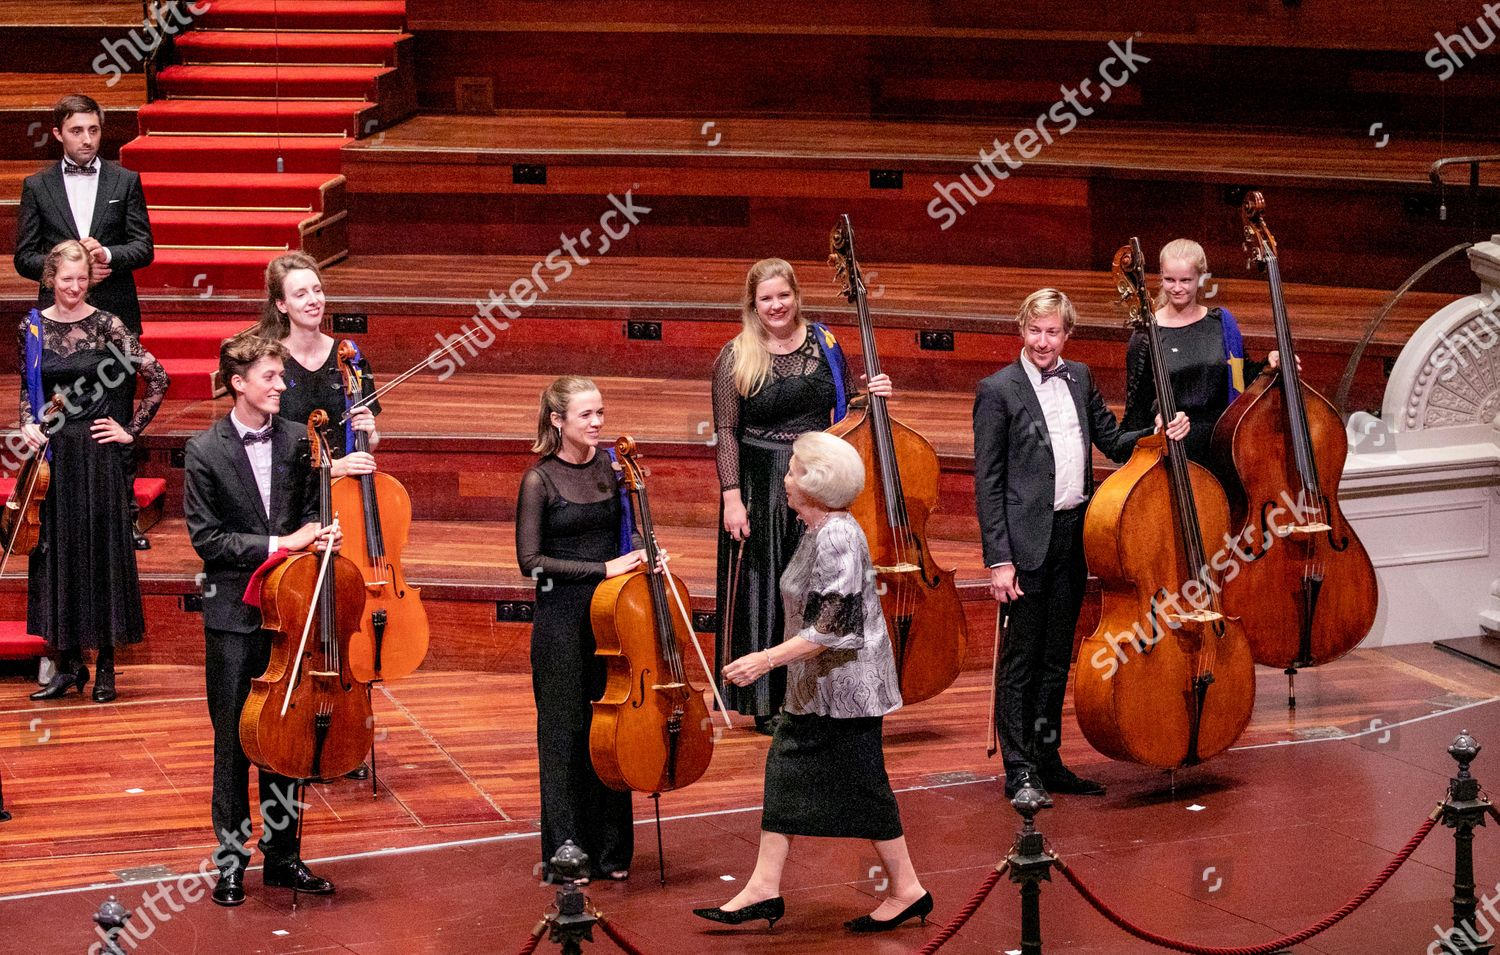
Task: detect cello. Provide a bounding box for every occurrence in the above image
[1211,193,1377,702]
[331,340,429,683]
[1073,238,1255,770]
[240,411,373,781]
[826,215,968,705]
[589,436,716,796]
[0,395,63,580]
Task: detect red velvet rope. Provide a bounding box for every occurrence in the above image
[1055,815,1439,955]
[516,925,543,955]
[915,862,1010,955]
[1486,801,1500,827]
[598,915,648,955]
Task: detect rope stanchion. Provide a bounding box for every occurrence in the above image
[597,915,648,955]
[1054,813,1439,955]
[915,862,1010,955]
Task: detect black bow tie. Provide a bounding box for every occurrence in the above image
[1039,364,1072,384]
[63,160,95,177]
[242,425,273,446]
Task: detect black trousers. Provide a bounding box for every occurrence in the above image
[205,626,303,874]
[995,505,1088,781]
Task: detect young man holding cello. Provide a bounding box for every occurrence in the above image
[183,332,342,906]
[973,289,1188,801]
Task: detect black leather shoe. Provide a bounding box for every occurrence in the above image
[692,896,784,928]
[212,869,245,907]
[263,859,335,895]
[1040,765,1106,796]
[92,665,116,703]
[1004,771,1053,807]
[344,762,370,781]
[845,891,934,932]
[133,521,150,551]
[30,665,87,701]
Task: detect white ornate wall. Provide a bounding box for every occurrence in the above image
[1342,236,1500,645]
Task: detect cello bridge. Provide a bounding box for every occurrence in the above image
[1164,610,1223,625]
[650,682,687,691]
[1275,521,1332,537]
[873,563,921,574]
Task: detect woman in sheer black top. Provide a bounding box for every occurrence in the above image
[712,258,890,734]
[22,241,169,702]
[516,375,647,882]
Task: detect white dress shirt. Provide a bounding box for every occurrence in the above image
[1020,351,1088,511]
[230,410,278,551]
[60,157,111,262]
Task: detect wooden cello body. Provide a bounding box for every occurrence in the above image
[330,341,429,683]
[0,396,62,576]
[1211,193,1377,673]
[826,215,968,705]
[240,411,373,781]
[1073,240,1255,770]
[589,437,714,794]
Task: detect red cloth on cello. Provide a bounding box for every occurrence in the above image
[243,548,293,608]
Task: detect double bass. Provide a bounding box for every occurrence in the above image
[1211,193,1377,700]
[826,215,968,705]
[1073,238,1255,770]
[589,436,715,795]
[331,341,429,683]
[240,411,372,781]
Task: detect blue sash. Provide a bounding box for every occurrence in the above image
[808,321,849,422]
[1218,308,1247,400]
[604,447,637,556]
[23,309,50,461]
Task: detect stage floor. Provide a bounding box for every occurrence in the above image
[2,645,1498,953]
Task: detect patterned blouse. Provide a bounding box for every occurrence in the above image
[779,512,902,719]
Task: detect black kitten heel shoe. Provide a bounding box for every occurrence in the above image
[692,896,785,929]
[845,891,934,932]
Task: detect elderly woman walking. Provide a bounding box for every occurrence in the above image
[692,431,932,933]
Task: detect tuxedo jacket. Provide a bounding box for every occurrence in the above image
[14,160,154,333]
[184,416,317,634]
[973,359,1147,573]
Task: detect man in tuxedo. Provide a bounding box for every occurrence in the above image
[184,332,340,907]
[15,94,155,548]
[973,288,1188,801]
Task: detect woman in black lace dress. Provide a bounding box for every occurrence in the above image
[712,258,890,733]
[24,241,169,702]
[516,375,647,882]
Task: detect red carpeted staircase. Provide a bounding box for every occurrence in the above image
[121,0,413,397]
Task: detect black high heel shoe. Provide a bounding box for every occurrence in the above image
[845,891,933,932]
[692,896,784,929]
[30,664,88,701]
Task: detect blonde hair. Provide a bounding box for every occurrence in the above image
[730,258,805,397]
[41,240,93,289]
[1015,288,1077,334]
[532,375,600,455]
[1155,238,1209,311]
[254,251,323,340]
[790,432,865,509]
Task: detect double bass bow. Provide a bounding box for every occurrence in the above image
[589,436,719,796]
[331,341,429,683]
[826,214,969,705]
[1211,193,1377,703]
[1073,238,1255,770]
[240,411,372,781]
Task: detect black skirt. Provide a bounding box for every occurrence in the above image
[762,712,903,840]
